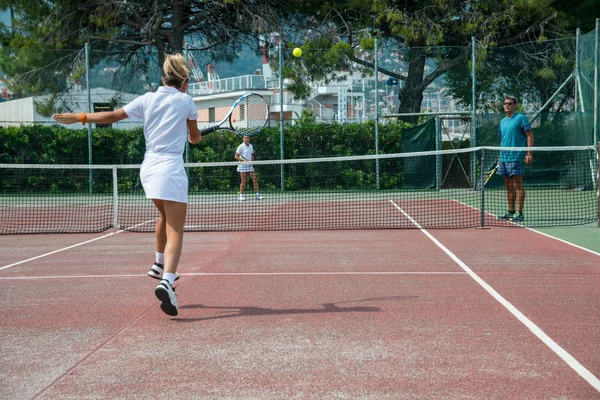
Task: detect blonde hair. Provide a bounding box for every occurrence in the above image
[163,53,190,89]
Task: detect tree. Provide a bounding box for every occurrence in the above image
[279,0,571,123]
[446,36,576,116]
[551,0,599,33]
[0,0,280,97]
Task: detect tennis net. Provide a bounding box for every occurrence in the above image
[1,146,597,234]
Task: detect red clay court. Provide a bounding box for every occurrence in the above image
[1,222,599,399]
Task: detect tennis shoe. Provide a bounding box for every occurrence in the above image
[147,262,180,281]
[510,211,524,222]
[239,194,245,201]
[496,211,515,220]
[155,279,178,316]
[255,193,263,200]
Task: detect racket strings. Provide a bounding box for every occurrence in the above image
[232,95,268,135]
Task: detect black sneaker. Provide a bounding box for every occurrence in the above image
[147,262,180,281]
[510,211,524,222]
[496,211,515,220]
[155,280,178,316]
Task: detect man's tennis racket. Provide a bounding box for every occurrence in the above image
[200,93,269,137]
[484,161,499,185]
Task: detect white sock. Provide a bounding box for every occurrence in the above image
[162,272,176,285]
[156,252,164,265]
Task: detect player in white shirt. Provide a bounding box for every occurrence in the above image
[53,54,201,316]
[235,134,263,201]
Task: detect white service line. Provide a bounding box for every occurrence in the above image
[526,227,600,257]
[0,274,144,280]
[0,219,157,271]
[389,199,600,393]
[184,271,466,276]
[452,199,600,258]
[0,271,467,280]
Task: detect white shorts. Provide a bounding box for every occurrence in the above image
[140,153,188,203]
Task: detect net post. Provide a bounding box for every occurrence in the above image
[112,166,119,230]
[184,43,191,173]
[374,38,380,190]
[480,149,485,228]
[85,42,93,193]
[594,19,599,145]
[471,36,477,189]
[279,39,285,191]
[435,115,441,190]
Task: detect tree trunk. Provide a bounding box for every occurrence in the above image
[168,1,186,54]
[154,2,186,88]
[397,46,427,124]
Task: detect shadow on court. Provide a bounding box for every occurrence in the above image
[174,296,420,322]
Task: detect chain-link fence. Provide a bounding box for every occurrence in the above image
[0,27,598,166]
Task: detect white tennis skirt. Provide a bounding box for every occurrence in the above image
[140,153,188,203]
[237,163,255,173]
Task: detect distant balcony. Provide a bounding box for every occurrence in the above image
[188,75,279,95]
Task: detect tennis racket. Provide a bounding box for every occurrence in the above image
[484,161,499,185]
[200,93,269,137]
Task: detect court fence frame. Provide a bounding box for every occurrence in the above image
[0,23,598,225]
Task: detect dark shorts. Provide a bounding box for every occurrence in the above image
[497,161,524,177]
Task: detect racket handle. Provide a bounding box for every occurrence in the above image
[200,126,219,136]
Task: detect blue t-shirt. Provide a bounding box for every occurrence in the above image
[498,113,531,162]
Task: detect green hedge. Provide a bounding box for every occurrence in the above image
[0,125,146,164]
[1,121,418,193]
[0,121,411,165]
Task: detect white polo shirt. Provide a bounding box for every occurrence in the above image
[124,86,198,155]
[236,143,255,172]
[236,143,254,161]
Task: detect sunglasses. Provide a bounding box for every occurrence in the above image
[503,102,514,105]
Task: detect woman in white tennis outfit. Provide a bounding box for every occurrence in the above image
[235,134,263,201]
[52,54,201,317]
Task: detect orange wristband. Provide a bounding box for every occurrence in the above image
[78,112,86,125]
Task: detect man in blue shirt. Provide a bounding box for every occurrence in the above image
[496,96,534,222]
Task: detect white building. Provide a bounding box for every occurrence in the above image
[188,73,366,127]
[0,87,141,129]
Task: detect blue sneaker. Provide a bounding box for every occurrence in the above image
[496,211,515,221]
[510,211,524,222]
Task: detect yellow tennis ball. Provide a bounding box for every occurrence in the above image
[293,47,302,57]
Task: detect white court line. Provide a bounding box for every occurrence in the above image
[0,219,157,271]
[184,272,466,276]
[0,271,467,280]
[526,228,600,257]
[0,274,144,280]
[452,199,600,257]
[389,199,600,393]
